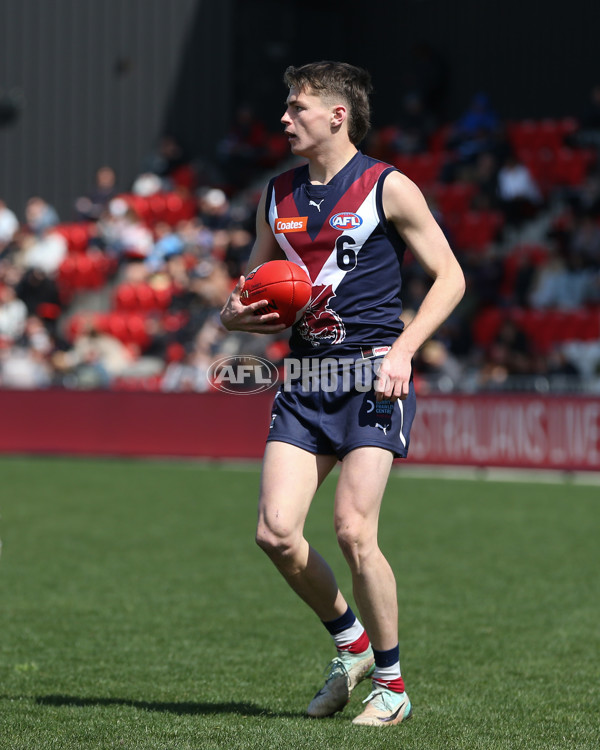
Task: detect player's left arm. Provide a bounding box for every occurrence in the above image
[376,170,466,400]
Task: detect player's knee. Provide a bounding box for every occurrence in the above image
[255,519,296,560]
[335,523,375,570]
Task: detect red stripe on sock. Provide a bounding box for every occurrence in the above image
[338,629,371,654]
[373,676,405,693]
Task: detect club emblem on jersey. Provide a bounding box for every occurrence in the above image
[329,212,363,230]
[297,283,346,346]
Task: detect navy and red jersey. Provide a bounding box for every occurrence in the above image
[266,150,407,359]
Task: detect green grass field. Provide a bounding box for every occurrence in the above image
[0,456,598,750]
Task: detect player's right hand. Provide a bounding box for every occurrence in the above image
[220,276,287,333]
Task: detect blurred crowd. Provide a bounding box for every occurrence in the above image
[1,82,600,394]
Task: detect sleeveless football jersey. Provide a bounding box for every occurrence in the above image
[266,150,407,358]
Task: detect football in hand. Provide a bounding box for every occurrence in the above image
[240,260,312,328]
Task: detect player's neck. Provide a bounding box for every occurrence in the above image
[307,144,358,185]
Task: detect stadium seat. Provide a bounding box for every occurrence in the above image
[508,118,578,154]
[552,148,595,186]
[517,148,554,188]
[472,307,503,347]
[115,283,138,311]
[126,313,150,349]
[51,222,94,254]
[391,152,448,186]
[118,194,152,223]
[500,244,549,299]
[431,182,476,219]
[114,282,173,312]
[428,124,452,153]
[135,284,156,310]
[164,193,197,224]
[451,210,503,251]
[152,285,173,309]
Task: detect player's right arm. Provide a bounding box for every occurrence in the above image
[220,185,287,333]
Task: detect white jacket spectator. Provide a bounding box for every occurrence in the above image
[0,200,19,244]
[0,285,28,340]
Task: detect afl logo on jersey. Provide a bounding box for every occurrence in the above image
[329,212,363,230]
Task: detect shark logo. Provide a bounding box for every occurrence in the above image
[297,283,346,346]
[309,199,325,212]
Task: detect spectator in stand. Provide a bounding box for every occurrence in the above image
[0,283,28,342]
[75,166,119,221]
[132,172,163,197]
[471,152,501,210]
[178,217,215,259]
[451,93,499,141]
[160,315,223,393]
[413,338,463,391]
[99,198,154,270]
[497,154,543,226]
[479,317,536,387]
[0,343,52,389]
[441,94,506,182]
[20,228,67,276]
[17,314,55,359]
[24,197,59,236]
[146,222,185,272]
[570,213,600,267]
[529,248,594,309]
[224,225,254,279]
[0,307,57,390]
[52,321,135,389]
[16,267,61,318]
[198,188,231,231]
[0,199,19,249]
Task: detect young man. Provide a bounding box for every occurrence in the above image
[221,61,465,726]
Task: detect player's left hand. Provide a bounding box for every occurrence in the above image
[374,349,412,402]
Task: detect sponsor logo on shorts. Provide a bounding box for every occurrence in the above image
[329,212,363,230]
[274,216,308,233]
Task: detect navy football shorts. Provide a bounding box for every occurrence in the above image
[266,355,417,460]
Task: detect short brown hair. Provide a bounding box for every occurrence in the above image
[283,61,372,146]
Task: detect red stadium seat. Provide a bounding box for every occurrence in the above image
[428,124,452,153]
[508,120,538,151]
[551,148,595,186]
[118,194,152,223]
[106,312,129,341]
[431,183,476,219]
[51,223,94,254]
[472,307,503,347]
[153,285,173,309]
[508,119,577,154]
[391,153,447,187]
[127,313,150,349]
[148,194,168,224]
[135,284,156,310]
[451,211,503,251]
[164,193,197,224]
[115,283,137,311]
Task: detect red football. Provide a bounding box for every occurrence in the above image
[240,260,312,328]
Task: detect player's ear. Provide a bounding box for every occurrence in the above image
[331,104,347,128]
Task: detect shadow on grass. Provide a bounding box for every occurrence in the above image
[34,694,305,719]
